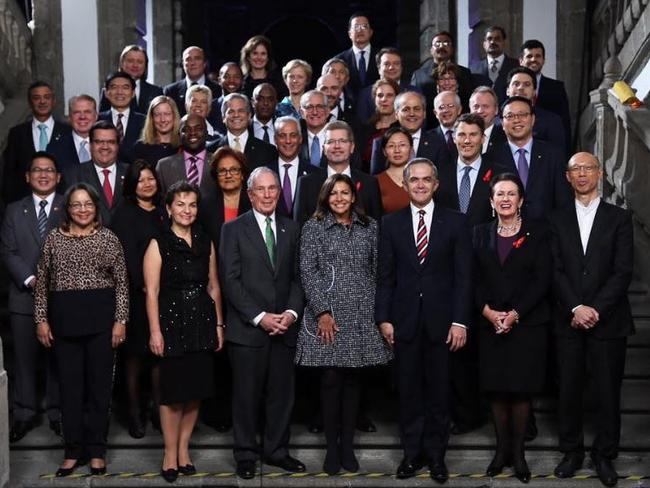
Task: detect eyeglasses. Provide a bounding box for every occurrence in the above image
[351,24,370,31]
[217,167,242,176]
[324,138,351,146]
[433,41,452,47]
[30,167,57,174]
[502,112,532,121]
[567,165,599,174]
[69,202,95,210]
[436,103,458,111]
[302,104,327,112]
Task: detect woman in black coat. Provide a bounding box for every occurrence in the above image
[472,173,552,483]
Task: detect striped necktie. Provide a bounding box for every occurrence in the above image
[416,209,428,264]
[187,156,199,185]
[37,200,48,239]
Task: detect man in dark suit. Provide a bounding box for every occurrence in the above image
[431,91,462,163]
[334,13,379,97]
[294,120,382,225]
[163,46,222,117]
[505,67,567,157]
[2,80,71,204]
[157,113,217,199]
[47,94,98,172]
[98,45,163,114]
[470,26,520,104]
[469,86,506,156]
[98,72,146,164]
[550,152,633,487]
[370,91,449,175]
[376,158,472,482]
[298,90,330,168]
[520,39,571,146]
[62,121,128,226]
[207,93,277,170]
[267,116,317,218]
[321,58,356,116]
[251,83,277,146]
[213,62,245,135]
[490,96,572,220]
[219,166,305,479]
[1,151,64,442]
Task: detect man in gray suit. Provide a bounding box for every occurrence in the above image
[219,167,304,479]
[156,113,218,199]
[1,151,64,442]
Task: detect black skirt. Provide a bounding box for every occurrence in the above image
[159,351,214,405]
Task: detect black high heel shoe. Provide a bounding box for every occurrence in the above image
[90,458,107,475]
[55,460,80,477]
[178,464,196,475]
[513,456,531,483]
[161,468,178,483]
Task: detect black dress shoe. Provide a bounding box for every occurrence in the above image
[55,460,80,477]
[236,460,256,479]
[9,420,33,443]
[591,453,618,487]
[49,420,63,437]
[396,457,424,479]
[178,464,196,475]
[429,461,449,484]
[160,468,178,483]
[554,453,584,478]
[513,455,531,484]
[128,416,145,439]
[265,455,306,472]
[486,457,506,477]
[340,449,359,472]
[323,449,340,475]
[356,414,377,432]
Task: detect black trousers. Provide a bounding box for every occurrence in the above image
[394,323,450,462]
[450,328,482,428]
[556,332,627,459]
[54,329,114,459]
[10,312,60,422]
[229,338,295,463]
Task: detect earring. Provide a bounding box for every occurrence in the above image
[517,207,521,217]
[491,206,495,218]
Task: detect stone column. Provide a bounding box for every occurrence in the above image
[31,0,64,117]
[96,0,140,85]
[418,0,451,64]
[151,0,176,86]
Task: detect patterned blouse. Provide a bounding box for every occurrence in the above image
[34,227,129,324]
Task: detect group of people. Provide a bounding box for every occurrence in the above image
[1,13,633,488]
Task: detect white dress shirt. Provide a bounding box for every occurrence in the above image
[411,128,422,155]
[410,200,434,244]
[186,75,206,87]
[228,130,249,151]
[253,116,276,146]
[72,131,91,162]
[352,44,372,71]
[32,116,55,150]
[308,127,327,158]
[482,124,495,154]
[508,138,533,169]
[486,54,505,74]
[94,162,117,190]
[575,197,601,254]
[134,79,141,104]
[111,107,130,134]
[327,164,352,177]
[456,156,482,195]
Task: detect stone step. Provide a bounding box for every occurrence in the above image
[625,347,650,377]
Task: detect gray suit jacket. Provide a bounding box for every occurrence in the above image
[0,194,64,314]
[156,152,218,199]
[219,210,303,347]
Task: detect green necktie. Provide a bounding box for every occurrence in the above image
[265,216,276,266]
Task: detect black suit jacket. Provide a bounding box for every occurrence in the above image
[163,78,222,117]
[335,46,380,96]
[99,80,164,114]
[436,156,498,228]
[2,119,71,203]
[490,139,572,220]
[536,74,571,147]
[483,123,507,157]
[355,80,419,122]
[550,201,634,339]
[293,168,383,225]
[266,157,318,218]
[206,129,277,170]
[369,128,451,175]
[199,189,251,252]
[533,107,567,157]
[47,132,86,172]
[62,161,128,226]
[375,204,473,342]
[472,219,552,325]
[470,55,520,104]
[98,110,146,164]
[0,194,64,314]
[219,210,303,347]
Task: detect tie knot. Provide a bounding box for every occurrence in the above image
[418,209,426,217]
[283,163,292,170]
[360,50,365,56]
[463,166,472,175]
[518,148,526,156]
[102,169,110,177]
[117,113,123,120]
[39,200,48,209]
[265,216,272,225]
[189,156,197,164]
[38,123,47,130]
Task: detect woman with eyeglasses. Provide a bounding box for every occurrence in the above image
[34,183,129,477]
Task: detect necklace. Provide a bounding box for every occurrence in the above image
[498,217,521,234]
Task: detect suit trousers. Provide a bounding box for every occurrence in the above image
[394,317,451,462]
[556,331,627,459]
[10,313,60,422]
[54,329,114,459]
[229,338,296,463]
[450,329,482,428]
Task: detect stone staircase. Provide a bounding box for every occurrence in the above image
[5,289,650,487]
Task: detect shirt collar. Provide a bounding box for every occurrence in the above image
[279,156,299,166]
[111,107,130,118]
[94,162,116,173]
[252,208,276,226]
[457,155,482,172]
[487,53,505,64]
[32,192,56,208]
[410,199,434,217]
[186,75,206,86]
[183,149,207,162]
[508,138,533,156]
[327,164,351,177]
[32,116,54,130]
[575,196,601,211]
[72,131,89,145]
[352,43,371,55]
[253,115,272,128]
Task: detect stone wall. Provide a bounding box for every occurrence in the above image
[0,339,7,488]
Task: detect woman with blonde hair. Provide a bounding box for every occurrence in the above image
[133,95,180,165]
[276,59,312,119]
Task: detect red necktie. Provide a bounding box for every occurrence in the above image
[102,169,113,207]
[416,209,428,264]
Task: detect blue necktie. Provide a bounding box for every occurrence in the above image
[458,166,472,214]
[310,136,321,167]
[37,200,48,239]
[38,124,48,151]
[78,140,90,162]
[517,148,529,187]
[358,50,367,86]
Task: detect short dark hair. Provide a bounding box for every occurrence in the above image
[61,183,102,231]
[104,71,136,91]
[165,180,201,207]
[432,31,454,42]
[380,126,413,150]
[313,173,368,224]
[209,146,249,184]
[375,47,401,69]
[501,96,535,116]
[29,151,59,172]
[89,120,120,142]
[454,113,485,133]
[506,66,537,89]
[348,12,371,29]
[520,39,546,58]
[122,159,161,204]
[489,172,525,200]
[485,25,507,39]
[28,80,53,97]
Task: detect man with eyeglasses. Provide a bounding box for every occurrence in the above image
[410,31,475,125]
[294,120,382,225]
[62,120,128,226]
[1,151,64,443]
[431,91,463,163]
[298,90,330,168]
[490,96,571,220]
[219,166,305,479]
[505,67,567,157]
[550,152,633,488]
[335,13,379,97]
[207,92,277,170]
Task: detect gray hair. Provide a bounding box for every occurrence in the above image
[274,116,302,137]
[394,90,426,113]
[321,57,349,77]
[185,84,213,113]
[221,92,251,118]
[433,90,461,109]
[403,157,439,181]
[247,166,280,190]
[469,85,499,107]
[300,89,327,108]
